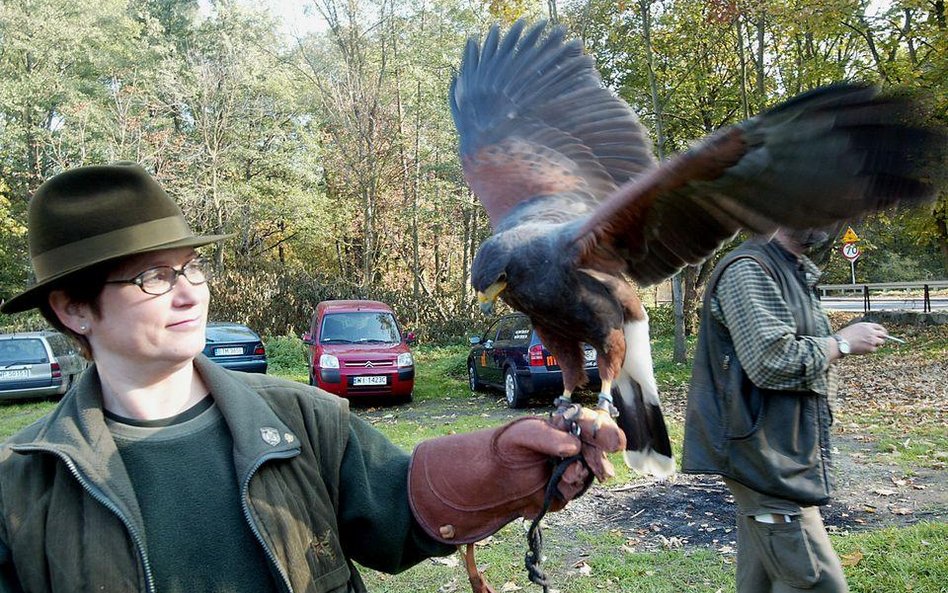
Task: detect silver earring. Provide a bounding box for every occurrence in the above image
[79,325,87,332]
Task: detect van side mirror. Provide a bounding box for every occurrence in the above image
[405,331,417,345]
[301,332,314,345]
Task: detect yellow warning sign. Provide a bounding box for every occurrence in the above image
[841,226,860,243]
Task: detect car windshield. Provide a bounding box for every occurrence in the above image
[0,339,49,366]
[321,312,400,344]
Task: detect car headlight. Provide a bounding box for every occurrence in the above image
[397,352,414,368]
[319,354,340,369]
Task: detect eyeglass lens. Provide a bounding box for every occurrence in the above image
[139,260,210,295]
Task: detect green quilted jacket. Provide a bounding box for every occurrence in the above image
[0,356,448,593]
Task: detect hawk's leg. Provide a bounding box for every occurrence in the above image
[532,327,586,413]
[595,327,626,419]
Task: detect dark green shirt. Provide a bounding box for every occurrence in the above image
[108,398,278,593]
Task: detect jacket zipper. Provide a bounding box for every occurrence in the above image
[11,445,157,593]
[241,450,299,593]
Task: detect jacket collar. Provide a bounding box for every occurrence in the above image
[14,355,300,517]
[193,355,300,477]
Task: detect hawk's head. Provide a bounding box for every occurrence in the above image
[471,235,512,316]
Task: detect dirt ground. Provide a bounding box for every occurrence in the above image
[549,433,947,555]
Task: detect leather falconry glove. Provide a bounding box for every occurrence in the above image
[408,412,625,592]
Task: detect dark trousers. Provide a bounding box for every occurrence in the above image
[726,479,849,592]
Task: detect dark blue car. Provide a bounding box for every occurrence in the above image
[467,313,601,408]
[203,322,267,374]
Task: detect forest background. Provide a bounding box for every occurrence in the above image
[0,0,945,344]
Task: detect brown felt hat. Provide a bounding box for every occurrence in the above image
[1,163,229,313]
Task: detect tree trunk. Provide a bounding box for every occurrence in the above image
[935,214,948,275]
[412,81,422,324]
[735,15,750,119]
[755,9,766,104]
[639,0,685,362]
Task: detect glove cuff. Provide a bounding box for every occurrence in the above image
[408,419,551,544]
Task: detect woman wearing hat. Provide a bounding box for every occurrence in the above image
[0,164,623,593]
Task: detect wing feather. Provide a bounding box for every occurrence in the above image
[575,84,945,285]
[451,20,656,230]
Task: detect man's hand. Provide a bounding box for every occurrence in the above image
[834,321,891,358]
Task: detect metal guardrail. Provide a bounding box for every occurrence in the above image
[818,281,948,313]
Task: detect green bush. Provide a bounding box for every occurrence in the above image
[0,311,50,333]
[646,304,675,337]
[265,335,309,373]
[208,264,482,346]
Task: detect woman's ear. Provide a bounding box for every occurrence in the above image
[47,290,92,335]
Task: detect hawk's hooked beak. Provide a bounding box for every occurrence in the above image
[477,281,507,316]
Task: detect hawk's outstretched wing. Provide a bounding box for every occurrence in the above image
[575,84,944,285]
[453,20,945,283]
[450,20,656,232]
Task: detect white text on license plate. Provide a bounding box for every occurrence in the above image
[584,349,597,363]
[0,369,30,380]
[353,375,387,386]
[214,347,244,356]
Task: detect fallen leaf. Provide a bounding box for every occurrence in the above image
[438,578,458,593]
[431,556,459,567]
[501,582,522,592]
[873,488,896,496]
[891,507,914,515]
[840,550,864,567]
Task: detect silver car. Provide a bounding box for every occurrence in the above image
[0,331,88,400]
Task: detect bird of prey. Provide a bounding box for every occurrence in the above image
[450,20,945,478]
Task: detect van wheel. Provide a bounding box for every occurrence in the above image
[504,367,527,408]
[468,362,484,392]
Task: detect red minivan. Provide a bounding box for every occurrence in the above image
[302,300,415,403]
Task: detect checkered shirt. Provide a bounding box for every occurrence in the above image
[710,255,838,398]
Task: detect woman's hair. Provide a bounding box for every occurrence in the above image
[37,261,116,360]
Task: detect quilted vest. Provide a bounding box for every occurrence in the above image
[681,239,834,506]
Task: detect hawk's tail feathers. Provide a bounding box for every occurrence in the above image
[614,373,675,479]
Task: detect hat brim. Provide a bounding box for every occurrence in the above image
[0,234,231,314]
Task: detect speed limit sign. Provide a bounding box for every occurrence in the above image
[842,242,860,262]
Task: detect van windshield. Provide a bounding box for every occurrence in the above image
[320,312,401,344]
[0,339,49,365]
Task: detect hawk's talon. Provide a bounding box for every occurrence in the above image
[551,400,582,438]
[596,396,619,418]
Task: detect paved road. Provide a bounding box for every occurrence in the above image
[821,296,948,312]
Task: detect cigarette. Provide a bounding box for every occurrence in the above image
[883,335,906,344]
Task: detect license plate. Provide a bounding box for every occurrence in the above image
[214,347,243,356]
[0,369,30,380]
[353,375,387,386]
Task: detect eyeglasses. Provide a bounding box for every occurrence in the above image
[104,258,212,296]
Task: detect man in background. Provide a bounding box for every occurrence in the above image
[682,228,892,592]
